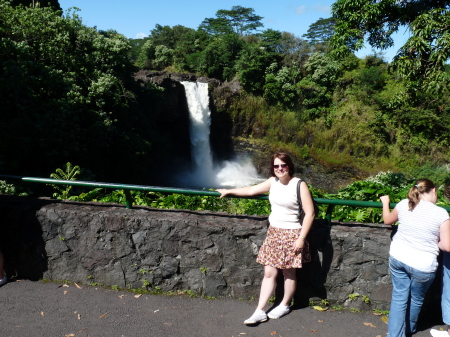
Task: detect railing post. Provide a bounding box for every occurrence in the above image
[124,190,133,209]
[325,204,335,226]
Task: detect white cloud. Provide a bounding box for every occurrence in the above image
[294,3,331,16]
[295,5,307,15]
[135,32,148,39]
[313,4,331,13]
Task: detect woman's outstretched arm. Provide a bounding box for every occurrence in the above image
[216,177,273,199]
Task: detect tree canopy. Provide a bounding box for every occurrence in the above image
[11,0,61,10]
[330,0,450,95]
[150,24,194,49]
[302,17,335,45]
[0,1,162,182]
[199,6,263,36]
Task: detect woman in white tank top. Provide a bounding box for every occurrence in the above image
[217,152,315,325]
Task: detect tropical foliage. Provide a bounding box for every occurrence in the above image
[0,1,163,183]
[49,162,80,199]
[330,0,450,97]
[129,4,450,173]
[1,1,450,195]
[11,0,60,10]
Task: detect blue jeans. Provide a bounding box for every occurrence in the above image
[388,256,436,337]
[442,252,450,325]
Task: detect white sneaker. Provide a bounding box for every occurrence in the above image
[0,275,7,287]
[268,304,290,319]
[244,310,267,325]
[430,329,450,336]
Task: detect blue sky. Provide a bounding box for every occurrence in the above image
[58,0,409,62]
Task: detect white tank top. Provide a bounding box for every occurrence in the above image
[268,177,301,229]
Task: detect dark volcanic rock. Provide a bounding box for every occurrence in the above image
[231,138,365,193]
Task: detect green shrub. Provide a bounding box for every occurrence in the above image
[0,180,15,195]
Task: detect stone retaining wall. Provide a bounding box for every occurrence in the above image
[0,195,442,311]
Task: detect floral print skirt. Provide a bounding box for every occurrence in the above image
[256,226,311,269]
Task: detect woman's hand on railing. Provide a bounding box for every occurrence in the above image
[216,189,230,199]
[379,195,398,225]
[380,195,390,205]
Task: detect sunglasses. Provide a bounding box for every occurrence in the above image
[273,164,288,169]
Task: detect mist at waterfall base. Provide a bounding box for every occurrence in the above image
[174,157,264,189]
[171,81,263,189]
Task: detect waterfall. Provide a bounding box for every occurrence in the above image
[181,81,214,178]
[179,81,262,188]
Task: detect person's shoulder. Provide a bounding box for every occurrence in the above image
[292,177,304,184]
[433,203,449,215]
[421,201,449,217]
[266,176,276,186]
[287,177,302,188]
[396,199,408,209]
[430,204,449,223]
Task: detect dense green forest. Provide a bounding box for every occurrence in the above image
[1,0,450,191]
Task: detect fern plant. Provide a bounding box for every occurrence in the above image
[0,180,16,195]
[49,162,80,199]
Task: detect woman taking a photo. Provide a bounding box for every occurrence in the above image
[380,179,450,337]
[217,152,315,325]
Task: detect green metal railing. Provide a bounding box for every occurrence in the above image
[3,174,443,226]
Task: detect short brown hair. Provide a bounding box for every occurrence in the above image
[270,152,295,177]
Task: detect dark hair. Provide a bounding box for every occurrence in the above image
[408,178,435,211]
[270,152,294,177]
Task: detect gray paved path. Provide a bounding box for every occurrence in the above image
[0,279,445,337]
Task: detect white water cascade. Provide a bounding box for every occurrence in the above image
[181,81,214,179]
[179,81,262,188]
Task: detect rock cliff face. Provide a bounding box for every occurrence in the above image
[229,138,365,193]
[3,195,442,312]
[135,70,237,164]
[135,71,192,166]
